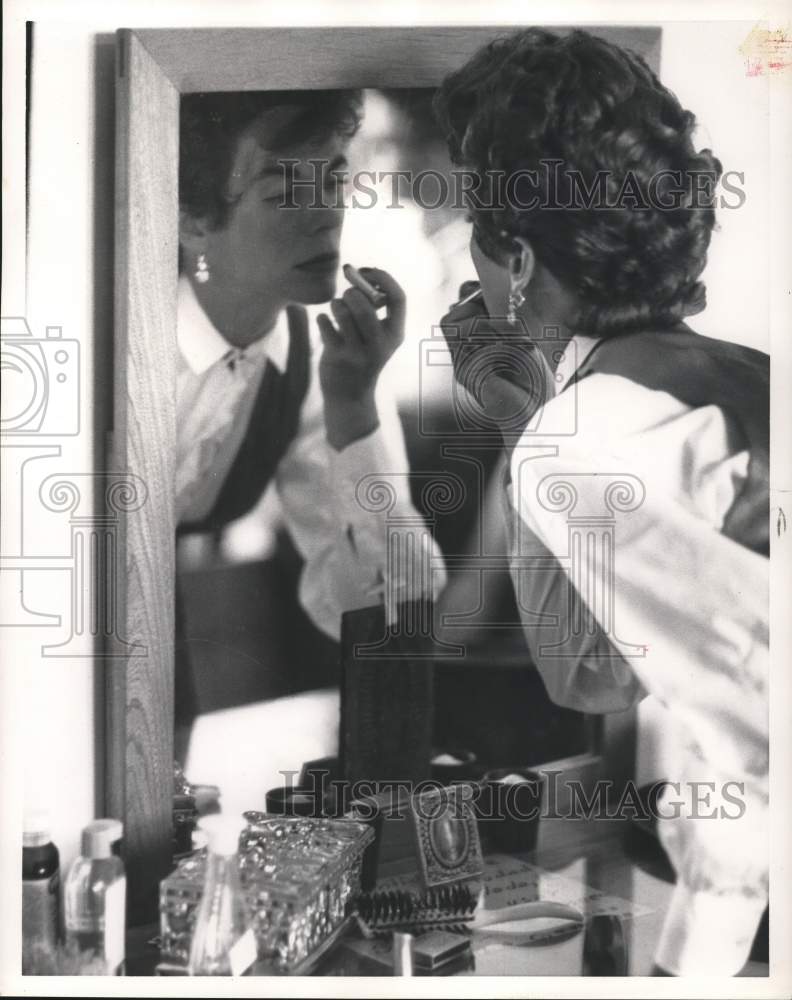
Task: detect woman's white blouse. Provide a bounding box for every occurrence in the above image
[508,336,768,975]
[176,276,445,639]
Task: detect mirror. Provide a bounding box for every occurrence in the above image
[113,25,660,920]
[171,87,472,804]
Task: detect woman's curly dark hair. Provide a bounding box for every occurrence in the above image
[433,28,722,337]
[180,90,363,231]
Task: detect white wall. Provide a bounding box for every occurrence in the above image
[1,20,105,943]
[661,21,770,354]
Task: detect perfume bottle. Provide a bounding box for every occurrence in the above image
[188,815,256,976]
[63,819,126,974]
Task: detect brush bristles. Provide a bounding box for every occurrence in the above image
[355,884,477,935]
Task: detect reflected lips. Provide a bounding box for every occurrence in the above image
[295,252,340,274]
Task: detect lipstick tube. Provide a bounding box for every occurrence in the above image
[343,263,388,309]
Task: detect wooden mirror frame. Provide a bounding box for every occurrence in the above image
[111,24,661,922]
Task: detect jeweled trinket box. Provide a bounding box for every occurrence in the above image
[159,813,373,973]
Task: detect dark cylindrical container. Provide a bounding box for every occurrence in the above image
[481,768,544,854]
[265,785,322,818]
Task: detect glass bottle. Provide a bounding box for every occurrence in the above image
[22,810,61,952]
[63,819,126,974]
[188,815,256,976]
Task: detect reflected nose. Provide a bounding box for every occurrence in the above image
[309,207,345,240]
[290,183,345,233]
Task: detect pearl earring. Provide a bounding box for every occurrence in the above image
[195,252,210,284]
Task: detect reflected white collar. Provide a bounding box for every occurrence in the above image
[177,276,290,375]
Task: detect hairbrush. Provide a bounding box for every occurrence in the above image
[355,884,477,937]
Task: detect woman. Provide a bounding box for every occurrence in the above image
[434,29,769,976]
[175,90,442,753]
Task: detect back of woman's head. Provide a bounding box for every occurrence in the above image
[434,28,722,337]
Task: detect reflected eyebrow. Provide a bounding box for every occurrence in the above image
[254,154,349,182]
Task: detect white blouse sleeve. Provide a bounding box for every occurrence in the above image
[275,353,446,641]
[508,371,768,975]
[509,374,764,764]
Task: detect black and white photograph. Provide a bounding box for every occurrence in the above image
[1,1,790,995]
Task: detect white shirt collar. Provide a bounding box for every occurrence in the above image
[554,334,600,391]
[177,275,290,375]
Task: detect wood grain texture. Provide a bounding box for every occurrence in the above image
[135,25,661,91]
[111,29,178,923]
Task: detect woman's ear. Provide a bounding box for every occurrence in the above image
[179,209,209,257]
[510,237,536,292]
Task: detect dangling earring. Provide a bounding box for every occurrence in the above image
[507,253,526,325]
[507,283,525,325]
[195,252,210,284]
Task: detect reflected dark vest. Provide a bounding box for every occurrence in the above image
[178,304,312,535]
[175,305,311,754]
[567,325,770,556]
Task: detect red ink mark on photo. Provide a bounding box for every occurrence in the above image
[740,23,792,76]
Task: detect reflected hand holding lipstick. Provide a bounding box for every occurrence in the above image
[343,263,388,310]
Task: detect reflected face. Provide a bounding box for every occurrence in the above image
[188,108,352,313]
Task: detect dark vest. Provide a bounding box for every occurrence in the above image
[179,304,312,535]
[567,325,769,556]
[175,305,311,755]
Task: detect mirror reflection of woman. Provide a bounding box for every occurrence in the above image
[175,91,443,754]
[435,28,768,977]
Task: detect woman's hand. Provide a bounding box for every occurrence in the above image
[317,267,406,450]
[439,285,556,449]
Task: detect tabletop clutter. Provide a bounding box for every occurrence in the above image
[22,753,622,977]
[20,604,633,977]
[22,815,127,975]
[154,754,593,976]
